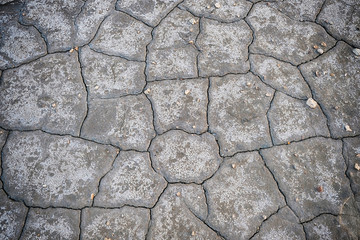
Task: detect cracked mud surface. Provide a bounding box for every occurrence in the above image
[0,0,359,239]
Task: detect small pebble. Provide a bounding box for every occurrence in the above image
[69,48,74,53]
[293,153,298,157]
[334,106,339,110]
[78,93,81,97]
[91,193,95,200]
[214,2,221,8]
[246,82,251,86]
[316,186,323,192]
[355,163,360,171]
[189,19,196,25]
[315,70,321,77]
[352,48,360,56]
[345,125,352,132]
[356,153,360,158]
[317,48,324,54]
[330,73,335,77]
[206,5,211,9]
[313,45,319,49]
[144,88,151,94]
[306,98,318,109]
[152,61,157,65]
[262,215,267,220]
[321,42,327,47]
[176,192,181,197]
[192,125,196,129]
[185,89,191,95]
[191,231,196,236]
[74,46,79,51]
[43,184,47,187]
[51,103,56,108]
[106,221,110,226]
[265,93,272,97]
[231,163,236,169]
[189,40,194,44]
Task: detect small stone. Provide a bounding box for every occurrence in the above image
[287,141,291,145]
[231,163,236,169]
[345,125,352,132]
[262,215,267,220]
[144,88,151,94]
[69,48,74,53]
[306,98,318,109]
[206,5,211,9]
[316,186,323,192]
[94,85,99,90]
[91,193,95,200]
[78,93,81,97]
[246,82,251,86]
[317,48,324,54]
[192,125,196,129]
[355,163,360,171]
[330,73,335,77]
[42,184,47,188]
[352,48,360,56]
[176,192,181,197]
[294,153,298,157]
[189,40,194,44]
[184,89,191,95]
[321,42,327,47]
[152,61,157,65]
[106,220,110,226]
[214,3,221,8]
[191,231,196,236]
[315,71,321,77]
[265,93,272,97]
[356,154,360,158]
[313,45,319,49]
[74,46,79,51]
[51,103,56,108]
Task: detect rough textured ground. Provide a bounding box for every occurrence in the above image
[0,0,359,239]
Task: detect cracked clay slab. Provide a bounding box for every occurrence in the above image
[249,54,311,99]
[0,2,46,69]
[180,0,252,22]
[81,95,155,151]
[251,207,305,240]
[74,0,116,46]
[0,53,87,136]
[248,3,336,65]
[81,207,150,239]
[21,0,84,53]
[94,151,166,208]
[0,190,27,240]
[148,184,221,240]
[20,208,80,240]
[0,128,8,188]
[343,137,360,211]
[2,131,117,208]
[197,18,251,77]
[90,11,152,61]
[116,0,183,27]
[261,137,353,222]
[145,78,208,134]
[208,73,273,156]
[317,0,360,48]
[149,130,221,183]
[80,45,146,98]
[204,152,285,240]
[268,92,329,145]
[304,213,360,240]
[299,41,360,138]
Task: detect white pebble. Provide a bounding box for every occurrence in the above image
[215,2,221,8]
[317,48,324,54]
[306,98,318,109]
[345,125,352,132]
[352,48,360,56]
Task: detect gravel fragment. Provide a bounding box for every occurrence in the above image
[306,98,318,108]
